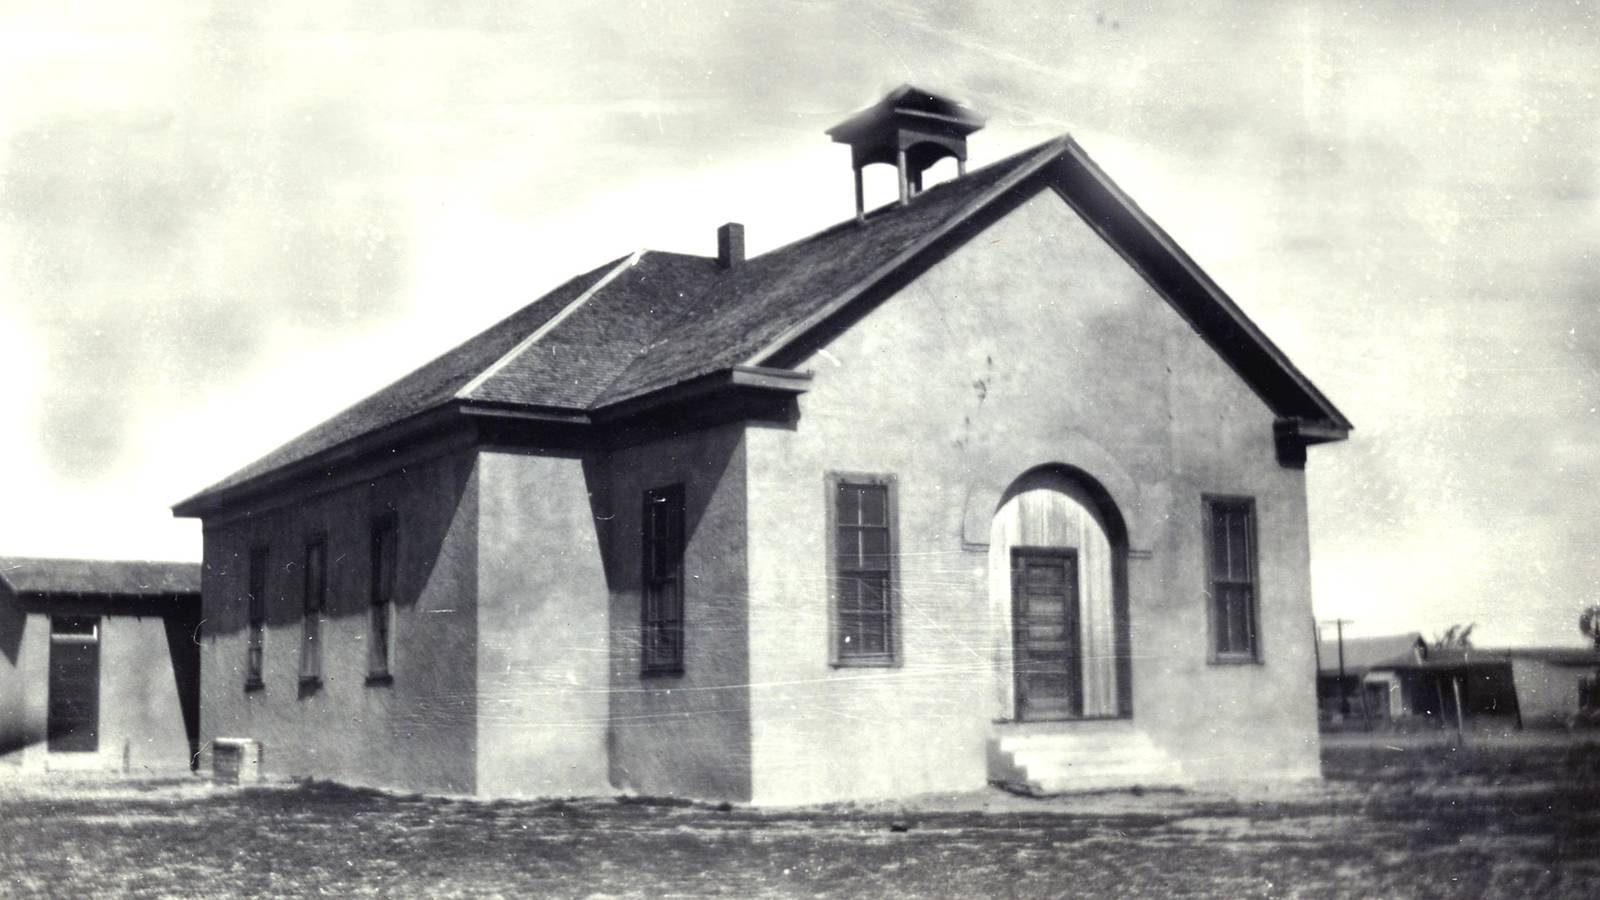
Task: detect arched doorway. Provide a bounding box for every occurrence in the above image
[988,466,1130,721]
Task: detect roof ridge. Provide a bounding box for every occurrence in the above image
[457,250,644,401]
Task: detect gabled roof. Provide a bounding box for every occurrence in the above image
[1318,633,1425,676]
[0,557,200,598]
[176,135,1350,516]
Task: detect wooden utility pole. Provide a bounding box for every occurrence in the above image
[1324,618,1355,717]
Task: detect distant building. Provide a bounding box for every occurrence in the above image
[1315,632,1425,719]
[0,557,200,772]
[174,87,1351,803]
[1363,646,1600,728]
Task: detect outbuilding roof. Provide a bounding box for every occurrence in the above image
[0,557,200,598]
[176,134,1351,516]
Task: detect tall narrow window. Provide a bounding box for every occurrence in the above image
[369,515,397,683]
[245,547,267,690]
[832,477,896,665]
[299,537,327,688]
[1205,497,1259,661]
[641,485,685,675]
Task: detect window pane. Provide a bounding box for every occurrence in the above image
[858,485,887,526]
[859,527,889,571]
[305,542,326,613]
[642,486,685,672]
[1226,509,1251,580]
[1215,584,1254,654]
[837,483,861,525]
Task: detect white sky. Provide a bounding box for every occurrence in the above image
[2,0,1598,647]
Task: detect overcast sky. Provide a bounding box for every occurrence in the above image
[2,1,1597,646]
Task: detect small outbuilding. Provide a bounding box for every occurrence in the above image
[0,557,201,773]
[1363,646,1600,729]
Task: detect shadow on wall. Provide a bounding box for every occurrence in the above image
[202,468,464,638]
[0,597,39,757]
[0,594,22,666]
[162,608,202,767]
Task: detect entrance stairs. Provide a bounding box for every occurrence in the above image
[987,720,1188,795]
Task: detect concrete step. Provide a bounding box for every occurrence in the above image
[988,723,1187,795]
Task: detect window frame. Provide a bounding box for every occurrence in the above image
[367,512,397,686]
[245,546,268,692]
[640,483,686,677]
[298,534,328,691]
[1203,494,1262,664]
[826,472,901,668]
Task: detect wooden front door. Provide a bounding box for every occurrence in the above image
[1012,550,1081,721]
[47,617,100,753]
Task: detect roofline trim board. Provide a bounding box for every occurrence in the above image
[740,132,1350,435]
[456,249,644,400]
[171,403,470,518]
[1057,141,1353,432]
[738,137,1070,371]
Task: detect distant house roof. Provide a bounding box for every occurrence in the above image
[175,135,1352,517]
[0,557,201,599]
[1317,632,1425,676]
[1368,646,1600,673]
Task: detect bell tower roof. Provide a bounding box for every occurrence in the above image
[826,85,986,217]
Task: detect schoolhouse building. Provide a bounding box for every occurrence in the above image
[0,557,201,773]
[174,87,1351,803]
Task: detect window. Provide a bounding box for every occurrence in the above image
[641,485,685,675]
[1205,497,1259,661]
[245,547,267,690]
[368,514,397,683]
[831,476,896,665]
[299,537,326,688]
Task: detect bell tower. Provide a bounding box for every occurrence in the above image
[826,85,986,220]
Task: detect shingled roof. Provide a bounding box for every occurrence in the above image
[0,557,200,598]
[176,134,1350,515]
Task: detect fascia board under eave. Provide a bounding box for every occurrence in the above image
[170,403,473,520]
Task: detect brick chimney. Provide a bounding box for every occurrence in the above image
[717,222,744,269]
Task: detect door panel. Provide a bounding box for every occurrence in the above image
[1012,551,1081,721]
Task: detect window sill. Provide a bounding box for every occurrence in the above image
[640,667,684,679]
[297,676,323,698]
[365,673,394,687]
[243,680,264,694]
[830,656,899,669]
[1208,655,1263,666]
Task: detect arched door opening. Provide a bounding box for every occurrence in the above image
[989,466,1130,722]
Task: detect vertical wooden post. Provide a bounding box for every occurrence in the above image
[853,167,865,223]
[896,148,909,205]
[1451,676,1466,744]
[957,158,967,177]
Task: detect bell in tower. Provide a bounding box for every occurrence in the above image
[826,85,986,220]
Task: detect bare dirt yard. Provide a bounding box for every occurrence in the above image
[1,734,1596,898]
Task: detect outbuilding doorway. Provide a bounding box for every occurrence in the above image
[47,616,100,753]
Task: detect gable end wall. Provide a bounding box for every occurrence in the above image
[745,189,1320,804]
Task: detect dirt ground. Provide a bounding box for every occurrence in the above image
[0,734,1596,899]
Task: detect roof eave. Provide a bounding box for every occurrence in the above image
[171,402,470,519]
